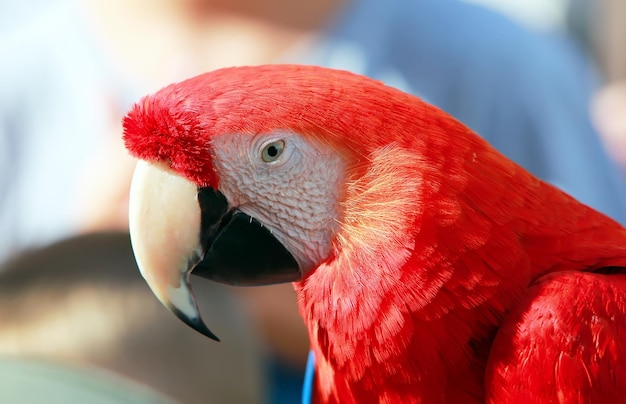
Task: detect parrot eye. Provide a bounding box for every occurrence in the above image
[261,140,285,162]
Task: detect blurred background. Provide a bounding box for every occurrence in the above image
[0,0,625,403]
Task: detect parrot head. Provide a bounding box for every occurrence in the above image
[123,64,468,340]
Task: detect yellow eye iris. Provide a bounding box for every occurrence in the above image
[261,140,285,162]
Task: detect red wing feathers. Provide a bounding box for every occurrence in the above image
[486,271,626,403]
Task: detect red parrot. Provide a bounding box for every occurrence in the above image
[123,64,626,403]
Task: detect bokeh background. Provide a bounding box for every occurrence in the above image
[1,0,625,403]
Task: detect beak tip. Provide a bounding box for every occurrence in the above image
[167,303,220,342]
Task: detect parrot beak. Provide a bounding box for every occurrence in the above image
[128,161,300,340]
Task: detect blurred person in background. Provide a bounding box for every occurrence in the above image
[573,0,626,173]
[2,0,626,403]
[592,82,626,170]
[462,1,626,173]
[0,232,266,404]
[460,0,571,32]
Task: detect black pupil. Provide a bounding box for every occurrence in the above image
[267,145,278,157]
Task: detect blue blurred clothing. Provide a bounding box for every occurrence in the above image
[300,0,626,224]
[2,1,626,402]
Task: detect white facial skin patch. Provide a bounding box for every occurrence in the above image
[210,131,347,272]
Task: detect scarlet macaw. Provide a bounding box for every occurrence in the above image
[123,65,626,403]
